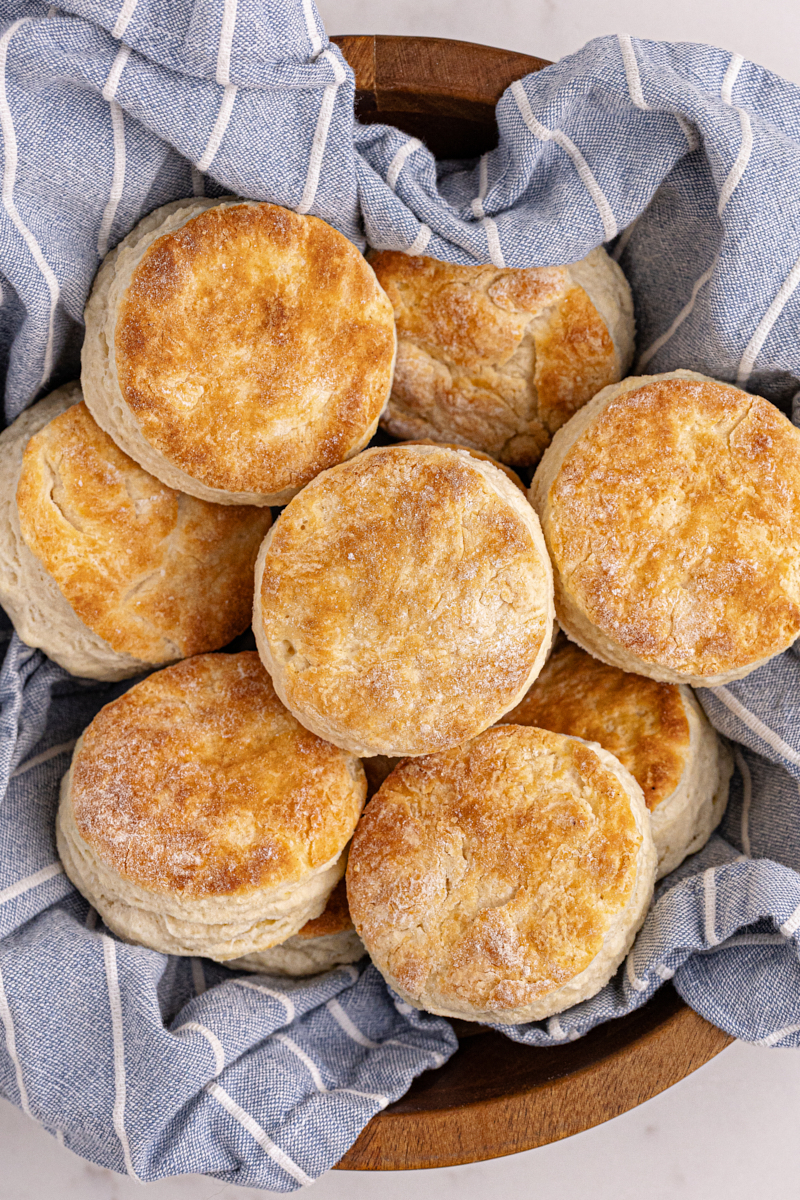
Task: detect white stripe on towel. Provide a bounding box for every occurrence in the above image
[471,154,505,267]
[780,900,800,939]
[0,18,61,388]
[717,53,752,216]
[637,266,714,369]
[718,107,752,215]
[736,253,800,387]
[387,137,421,191]
[11,739,76,777]
[97,45,131,257]
[734,747,752,857]
[103,935,139,1180]
[296,49,347,215]
[197,85,237,173]
[338,1087,391,1105]
[618,32,698,150]
[704,868,720,947]
[626,950,647,992]
[721,52,744,105]
[275,1034,390,1106]
[103,42,130,101]
[207,1081,313,1185]
[618,35,646,109]
[196,0,239,174]
[326,997,378,1047]
[675,114,699,152]
[511,79,617,241]
[276,1033,326,1091]
[703,933,786,951]
[0,965,32,1116]
[406,223,431,256]
[234,977,296,1022]
[0,863,64,906]
[111,0,138,40]
[637,52,752,369]
[301,0,323,59]
[216,0,237,85]
[713,686,800,769]
[174,1021,225,1078]
[758,1022,800,1047]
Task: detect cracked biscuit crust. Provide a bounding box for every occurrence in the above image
[85,199,396,505]
[346,724,655,1023]
[255,444,555,757]
[15,396,272,664]
[67,652,366,899]
[369,247,633,468]
[500,635,733,879]
[533,372,800,684]
[502,635,689,812]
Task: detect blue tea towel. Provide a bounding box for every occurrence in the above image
[1,1,800,1188]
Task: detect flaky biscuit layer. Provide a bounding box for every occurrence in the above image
[0,385,146,679]
[57,653,366,959]
[13,391,270,667]
[227,881,366,975]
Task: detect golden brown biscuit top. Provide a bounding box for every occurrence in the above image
[346,725,641,1012]
[547,378,800,677]
[16,402,271,663]
[296,878,354,938]
[258,445,552,755]
[501,636,690,811]
[69,653,366,898]
[369,252,615,466]
[116,203,396,496]
[397,440,526,491]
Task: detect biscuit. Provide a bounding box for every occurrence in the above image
[501,636,733,878]
[254,444,555,757]
[370,247,633,468]
[397,440,526,491]
[347,724,656,1023]
[227,879,365,975]
[56,653,366,960]
[531,371,800,685]
[82,198,397,506]
[0,385,271,680]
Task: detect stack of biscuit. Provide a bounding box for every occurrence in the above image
[3,194,797,1012]
[57,653,366,970]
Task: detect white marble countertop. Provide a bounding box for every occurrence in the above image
[2,1,799,1196]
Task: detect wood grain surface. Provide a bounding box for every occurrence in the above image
[332,34,550,157]
[336,985,732,1170]
[328,34,734,1171]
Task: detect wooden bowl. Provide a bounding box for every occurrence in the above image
[329,34,733,1172]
